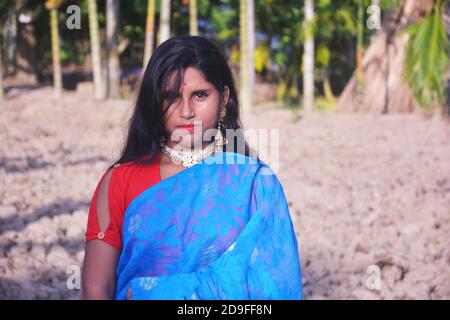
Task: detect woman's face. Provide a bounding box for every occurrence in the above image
[162,67,229,150]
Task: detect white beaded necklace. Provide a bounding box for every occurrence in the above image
[160,131,228,167]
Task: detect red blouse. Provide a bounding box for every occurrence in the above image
[85,153,161,251]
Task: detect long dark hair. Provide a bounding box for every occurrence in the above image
[113,35,255,167]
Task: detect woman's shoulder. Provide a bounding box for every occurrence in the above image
[217,151,261,167]
[98,154,160,208]
[230,153,281,189]
[222,152,275,174]
[94,155,160,198]
[216,152,280,188]
[109,154,160,178]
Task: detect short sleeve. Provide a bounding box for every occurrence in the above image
[85,165,126,251]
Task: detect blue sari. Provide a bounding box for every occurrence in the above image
[114,152,302,300]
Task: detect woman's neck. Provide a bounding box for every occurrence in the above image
[164,140,214,152]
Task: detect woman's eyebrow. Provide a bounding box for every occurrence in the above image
[191,88,212,94]
[163,88,212,99]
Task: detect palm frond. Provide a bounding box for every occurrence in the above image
[403,0,449,108]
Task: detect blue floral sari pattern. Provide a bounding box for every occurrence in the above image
[115,152,302,299]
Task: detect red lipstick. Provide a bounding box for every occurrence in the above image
[177,124,196,132]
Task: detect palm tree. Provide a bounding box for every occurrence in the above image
[0,0,15,104]
[88,0,104,100]
[336,0,448,114]
[45,0,63,101]
[302,0,315,112]
[143,0,156,68]
[403,0,449,110]
[189,0,198,36]
[239,0,252,112]
[106,0,120,99]
[0,43,4,104]
[356,0,364,107]
[5,10,17,75]
[159,0,171,45]
[248,0,255,100]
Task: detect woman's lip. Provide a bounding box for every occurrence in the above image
[177,125,196,132]
[177,125,195,128]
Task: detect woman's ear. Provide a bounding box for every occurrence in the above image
[222,85,230,107]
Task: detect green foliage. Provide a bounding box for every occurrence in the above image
[254,41,270,73]
[12,0,440,110]
[314,96,336,112]
[403,0,449,108]
[211,5,238,40]
[316,43,330,67]
[255,0,393,104]
[380,0,399,10]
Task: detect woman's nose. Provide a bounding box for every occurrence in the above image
[179,98,195,118]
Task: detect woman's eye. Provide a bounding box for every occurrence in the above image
[195,92,208,99]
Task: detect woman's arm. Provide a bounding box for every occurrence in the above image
[82,239,120,299]
[82,167,122,299]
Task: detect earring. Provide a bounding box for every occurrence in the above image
[217,108,227,129]
[215,108,228,153]
[160,135,167,147]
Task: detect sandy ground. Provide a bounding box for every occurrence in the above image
[1,83,449,299]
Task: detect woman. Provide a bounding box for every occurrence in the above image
[82,35,302,300]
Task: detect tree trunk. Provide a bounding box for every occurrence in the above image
[0,42,4,104]
[50,7,62,101]
[356,0,364,107]
[323,72,335,102]
[16,5,37,83]
[88,0,104,100]
[336,0,434,113]
[106,0,120,99]
[248,0,255,99]
[159,0,171,45]
[4,11,17,75]
[189,0,198,36]
[239,0,252,112]
[302,0,315,112]
[143,0,156,68]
